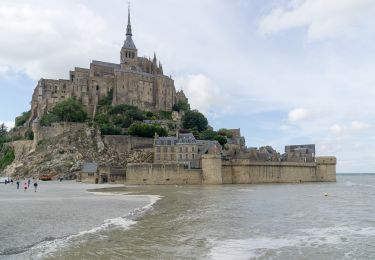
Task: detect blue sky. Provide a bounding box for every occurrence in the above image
[1,0,375,172]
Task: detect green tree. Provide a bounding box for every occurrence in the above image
[182,110,208,132]
[95,113,110,125]
[199,129,218,140]
[217,128,233,138]
[128,122,167,137]
[100,124,122,135]
[51,98,87,122]
[214,135,227,146]
[98,89,113,107]
[39,113,60,126]
[0,123,7,136]
[172,100,190,112]
[0,145,15,169]
[15,110,31,127]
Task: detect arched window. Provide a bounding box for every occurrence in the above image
[96,85,99,91]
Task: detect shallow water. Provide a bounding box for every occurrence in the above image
[2,175,375,259]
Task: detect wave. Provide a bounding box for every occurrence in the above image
[208,226,375,259]
[13,194,162,259]
[344,181,375,188]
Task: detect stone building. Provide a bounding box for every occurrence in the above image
[28,6,186,123]
[153,133,200,168]
[284,144,315,162]
[153,133,222,168]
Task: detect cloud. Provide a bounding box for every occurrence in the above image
[0,65,9,75]
[351,121,370,130]
[258,0,375,40]
[174,74,231,118]
[330,124,342,135]
[0,2,115,80]
[288,108,309,122]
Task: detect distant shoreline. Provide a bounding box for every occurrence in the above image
[337,173,375,175]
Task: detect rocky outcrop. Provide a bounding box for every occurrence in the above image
[2,126,152,178]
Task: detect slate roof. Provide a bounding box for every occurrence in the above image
[92,60,121,69]
[81,163,98,173]
[123,36,137,50]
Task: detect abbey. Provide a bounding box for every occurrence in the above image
[29,7,187,120]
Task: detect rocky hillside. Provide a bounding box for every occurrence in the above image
[2,126,152,178]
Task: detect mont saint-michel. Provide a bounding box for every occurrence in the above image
[0,6,336,185]
[4,2,375,260]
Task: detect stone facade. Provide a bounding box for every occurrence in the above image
[153,133,199,168]
[125,156,337,185]
[28,7,185,123]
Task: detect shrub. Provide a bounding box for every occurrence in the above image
[218,128,233,138]
[0,145,15,169]
[98,89,113,107]
[95,113,110,125]
[214,135,227,146]
[15,111,31,127]
[109,104,137,115]
[199,130,218,140]
[128,122,167,138]
[100,124,122,135]
[51,98,87,122]
[172,100,190,112]
[159,111,172,120]
[40,113,60,126]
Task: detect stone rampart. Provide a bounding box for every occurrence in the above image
[33,122,86,147]
[220,157,336,184]
[126,163,202,185]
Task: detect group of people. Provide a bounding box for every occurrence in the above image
[4,177,38,192]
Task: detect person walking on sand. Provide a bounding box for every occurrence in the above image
[27,179,31,188]
[16,180,20,189]
[23,182,28,192]
[33,181,38,192]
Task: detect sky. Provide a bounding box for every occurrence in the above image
[1,0,375,173]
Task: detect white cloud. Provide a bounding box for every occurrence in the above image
[288,108,309,122]
[351,121,370,130]
[330,124,342,135]
[174,74,231,118]
[0,2,115,80]
[0,65,9,75]
[258,0,375,40]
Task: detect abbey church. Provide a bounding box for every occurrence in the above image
[29,7,187,120]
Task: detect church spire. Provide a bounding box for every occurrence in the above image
[126,3,132,36]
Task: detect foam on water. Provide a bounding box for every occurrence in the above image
[20,194,162,259]
[209,226,375,259]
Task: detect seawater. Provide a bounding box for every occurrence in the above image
[1,175,375,259]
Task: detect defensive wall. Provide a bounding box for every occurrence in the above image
[32,122,86,148]
[125,155,336,185]
[126,163,202,185]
